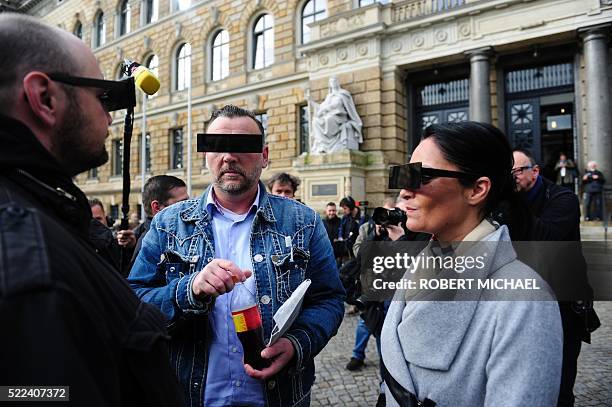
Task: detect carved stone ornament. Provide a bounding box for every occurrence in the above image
[250,94,260,111]
[413,35,425,47]
[435,30,448,42]
[319,55,329,65]
[175,21,182,38]
[357,44,368,56]
[308,77,363,154]
[115,46,123,59]
[143,35,151,50]
[459,23,471,37]
[392,40,402,52]
[209,6,219,24]
[337,48,348,61]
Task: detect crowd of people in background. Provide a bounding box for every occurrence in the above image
[94,152,606,273]
[81,137,605,407]
[1,14,607,407]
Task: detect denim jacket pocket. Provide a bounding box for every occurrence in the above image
[159,250,199,284]
[271,247,310,303]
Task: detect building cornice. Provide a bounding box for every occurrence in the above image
[111,70,309,125]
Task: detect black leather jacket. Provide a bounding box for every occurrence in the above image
[0,115,183,406]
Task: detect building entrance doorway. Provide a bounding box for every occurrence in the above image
[505,63,577,184]
[412,77,469,153]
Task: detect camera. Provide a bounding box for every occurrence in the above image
[372,207,407,227]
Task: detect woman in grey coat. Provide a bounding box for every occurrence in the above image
[381,122,563,406]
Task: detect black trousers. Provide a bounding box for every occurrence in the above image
[558,306,584,407]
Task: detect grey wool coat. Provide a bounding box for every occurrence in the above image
[381,224,563,407]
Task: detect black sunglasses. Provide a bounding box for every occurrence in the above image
[47,73,136,112]
[511,165,533,176]
[388,162,480,190]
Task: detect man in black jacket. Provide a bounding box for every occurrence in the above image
[513,149,597,407]
[0,14,183,405]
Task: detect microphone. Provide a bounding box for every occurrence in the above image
[123,59,160,95]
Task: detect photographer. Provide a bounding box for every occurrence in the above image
[353,197,397,257]
[345,198,396,372]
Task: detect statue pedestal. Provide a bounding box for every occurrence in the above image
[292,150,387,211]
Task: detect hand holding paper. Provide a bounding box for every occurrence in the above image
[267,279,312,346]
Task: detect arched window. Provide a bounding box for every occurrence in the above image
[73,21,83,39]
[175,43,191,91]
[94,11,105,48]
[119,0,131,36]
[211,30,229,81]
[252,14,274,70]
[301,0,326,44]
[146,54,159,76]
[143,0,158,24]
[146,54,159,97]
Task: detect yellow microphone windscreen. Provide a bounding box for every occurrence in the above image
[133,66,160,95]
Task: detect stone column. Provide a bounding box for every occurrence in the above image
[582,25,612,186]
[465,47,493,123]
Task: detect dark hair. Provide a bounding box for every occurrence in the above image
[326,202,336,207]
[207,105,265,141]
[0,14,78,112]
[423,122,531,240]
[512,148,537,166]
[267,172,300,193]
[339,196,356,210]
[142,175,186,217]
[88,198,104,211]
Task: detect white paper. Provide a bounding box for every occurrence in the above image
[267,279,311,346]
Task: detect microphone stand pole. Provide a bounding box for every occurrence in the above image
[120,105,134,276]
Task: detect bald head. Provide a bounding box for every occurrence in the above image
[0,13,80,113]
[0,14,112,175]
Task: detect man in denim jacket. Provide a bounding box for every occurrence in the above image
[129,105,345,407]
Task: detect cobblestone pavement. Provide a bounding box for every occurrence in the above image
[311,302,612,406]
[574,301,612,406]
[311,309,381,406]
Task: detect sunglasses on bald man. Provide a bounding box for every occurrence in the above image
[388,162,480,190]
[47,73,136,112]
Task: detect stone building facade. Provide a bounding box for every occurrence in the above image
[17,0,612,218]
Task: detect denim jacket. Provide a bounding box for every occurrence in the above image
[129,183,345,407]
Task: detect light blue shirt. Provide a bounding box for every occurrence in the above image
[204,186,265,407]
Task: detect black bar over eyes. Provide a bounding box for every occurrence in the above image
[197,133,264,153]
[47,73,136,111]
[388,162,480,190]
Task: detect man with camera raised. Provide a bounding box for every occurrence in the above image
[345,198,397,372]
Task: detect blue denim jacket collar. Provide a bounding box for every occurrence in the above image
[179,181,277,224]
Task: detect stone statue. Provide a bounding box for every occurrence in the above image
[308,77,363,154]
